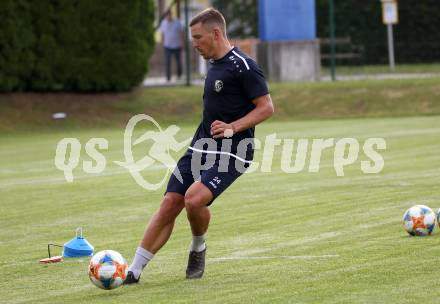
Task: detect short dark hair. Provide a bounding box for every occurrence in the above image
[189,8,227,36]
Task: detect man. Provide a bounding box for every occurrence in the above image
[124,8,274,283]
[159,10,184,81]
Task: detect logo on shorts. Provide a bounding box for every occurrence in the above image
[214,80,223,93]
[209,176,221,189]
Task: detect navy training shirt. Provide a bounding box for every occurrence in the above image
[188,47,269,162]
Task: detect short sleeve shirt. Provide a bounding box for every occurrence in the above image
[188,47,269,162]
[159,19,183,49]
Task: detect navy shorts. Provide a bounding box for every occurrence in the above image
[165,151,248,205]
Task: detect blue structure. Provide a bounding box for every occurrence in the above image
[259,0,316,41]
[63,228,94,258]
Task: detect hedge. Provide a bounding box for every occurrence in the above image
[211,0,440,65]
[0,0,155,92]
[316,0,440,65]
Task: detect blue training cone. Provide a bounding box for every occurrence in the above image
[63,227,94,258]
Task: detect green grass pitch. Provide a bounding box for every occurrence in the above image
[1,116,440,303]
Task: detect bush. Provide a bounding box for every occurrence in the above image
[316,0,440,65]
[0,0,155,92]
[209,0,440,65]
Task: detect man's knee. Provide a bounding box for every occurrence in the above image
[184,192,208,211]
[158,193,184,221]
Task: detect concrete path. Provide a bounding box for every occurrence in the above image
[142,76,203,87]
[320,72,440,82]
[142,72,440,87]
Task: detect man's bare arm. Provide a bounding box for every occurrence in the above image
[210,94,274,139]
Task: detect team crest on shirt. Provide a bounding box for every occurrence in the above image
[214,80,223,93]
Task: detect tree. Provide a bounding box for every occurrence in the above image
[211,0,258,38]
[0,0,156,92]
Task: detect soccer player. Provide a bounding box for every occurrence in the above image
[124,7,274,283]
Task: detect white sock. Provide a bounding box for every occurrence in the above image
[128,247,154,279]
[190,234,206,252]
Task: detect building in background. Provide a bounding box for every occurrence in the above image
[148,0,208,80]
[148,0,320,83]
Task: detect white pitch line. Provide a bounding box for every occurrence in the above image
[210,255,339,262]
[0,164,167,188]
[1,258,87,267]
